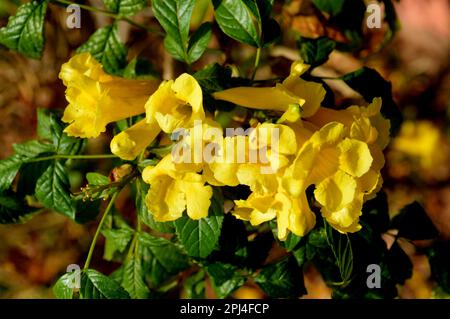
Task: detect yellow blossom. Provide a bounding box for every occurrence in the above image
[59,53,159,138]
[110,118,161,160]
[145,73,205,133]
[212,60,326,118]
[142,155,212,221]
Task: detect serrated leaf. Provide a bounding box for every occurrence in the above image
[0,155,22,191]
[77,25,127,75]
[312,0,345,16]
[138,232,190,286]
[298,36,335,67]
[103,0,147,16]
[341,67,403,135]
[187,22,212,63]
[193,63,232,94]
[80,269,130,299]
[212,0,261,47]
[391,201,439,240]
[0,0,48,59]
[0,192,37,224]
[102,228,134,261]
[163,34,187,62]
[254,256,306,298]
[13,140,54,158]
[86,172,110,186]
[152,0,195,62]
[121,256,150,299]
[174,190,224,258]
[206,262,246,298]
[53,272,79,299]
[35,160,75,218]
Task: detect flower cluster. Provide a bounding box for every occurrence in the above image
[60,54,390,240]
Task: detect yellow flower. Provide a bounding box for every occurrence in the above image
[233,187,316,240]
[59,53,159,138]
[284,122,374,233]
[142,155,212,221]
[212,60,325,118]
[145,73,205,133]
[110,118,161,160]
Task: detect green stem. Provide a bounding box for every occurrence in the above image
[26,154,118,163]
[83,192,119,270]
[251,47,262,81]
[52,0,163,35]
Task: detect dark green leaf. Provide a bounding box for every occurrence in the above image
[0,155,22,191]
[17,160,51,196]
[86,172,110,186]
[163,34,187,62]
[102,228,134,261]
[281,233,302,251]
[187,22,212,63]
[183,270,205,299]
[254,256,306,298]
[13,140,54,158]
[53,272,78,299]
[77,25,127,75]
[361,191,389,234]
[341,67,403,135]
[138,232,190,286]
[206,262,246,298]
[391,201,439,240]
[193,63,233,94]
[212,0,261,47]
[123,57,159,79]
[121,256,150,299]
[174,189,224,258]
[0,0,48,59]
[312,0,345,16]
[0,192,37,224]
[298,36,335,67]
[80,269,130,299]
[35,160,75,218]
[427,242,450,294]
[103,0,147,16]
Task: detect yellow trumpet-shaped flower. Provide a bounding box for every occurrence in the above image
[110,118,161,160]
[284,122,375,233]
[59,53,159,138]
[233,187,316,240]
[145,73,205,133]
[142,155,212,221]
[212,60,326,118]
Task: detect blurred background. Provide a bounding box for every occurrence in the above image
[0,0,449,298]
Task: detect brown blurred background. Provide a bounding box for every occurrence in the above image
[0,0,449,298]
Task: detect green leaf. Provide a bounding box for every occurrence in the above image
[212,0,261,47]
[123,57,159,79]
[0,0,48,59]
[312,0,345,16]
[13,140,54,158]
[163,34,187,62]
[37,108,55,140]
[206,262,246,298]
[53,272,78,299]
[138,232,190,286]
[35,160,75,219]
[103,0,147,16]
[17,160,51,196]
[183,270,205,299]
[152,0,195,61]
[254,256,306,298]
[121,256,150,299]
[391,201,439,240]
[428,242,450,294]
[0,192,37,224]
[86,172,110,186]
[281,233,303,251]
[297,37,335,67]
[187,22,212,63]
[80,269,130,299]
[361,191,389,234]
[77,25,127,75]
[193,63,232,94]
[102,228,134,261]
[341,67,403,135]
[0,155,22,191]
[174,189,225,258]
